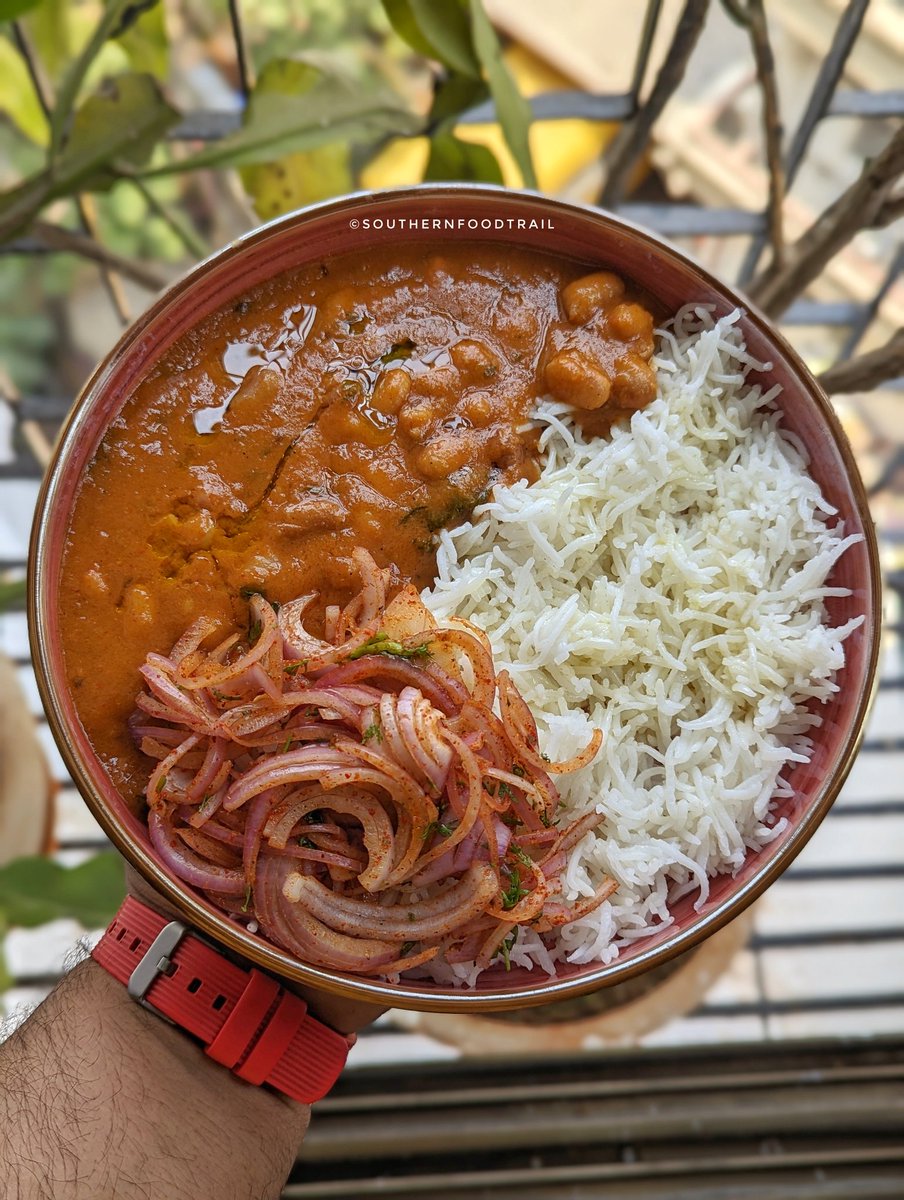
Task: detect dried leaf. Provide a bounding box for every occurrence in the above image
[241,142,353,220]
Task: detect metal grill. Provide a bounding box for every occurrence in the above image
[1,1,903,1194]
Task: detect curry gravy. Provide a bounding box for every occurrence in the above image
[60,243,657,796]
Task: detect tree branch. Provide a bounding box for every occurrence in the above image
[818,327,904,394]
[722,0,784,270]
[748,123,904,317]
[600,0,711,208]
[12,21,133,324]
[28,221,168,291]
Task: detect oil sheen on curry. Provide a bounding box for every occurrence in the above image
[60,244,657,797]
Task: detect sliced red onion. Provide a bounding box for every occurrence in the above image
[169,616,218,665]
[148,806,245,895]
[429,626,496,710]
[283,862,499,940]
[242,790,274,886]
[543,809,603,861]
[264,788,395,892]
[146,734,200,806]
[139,664,210,726]
[176,826,241,868]
[255,854,398,971]
[186,738,229,802]
[395,687,452,792]
[410,847,457,888]
[316,657,462,715]
[178,594,279,691]
[534,878,618,931]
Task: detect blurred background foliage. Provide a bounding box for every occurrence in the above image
[0,0,538,399]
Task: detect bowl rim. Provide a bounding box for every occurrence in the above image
[28,182,882,1012]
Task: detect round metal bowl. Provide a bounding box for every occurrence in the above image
[29,184,881,1012]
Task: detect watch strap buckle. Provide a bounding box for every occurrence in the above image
[127,919,187,1015]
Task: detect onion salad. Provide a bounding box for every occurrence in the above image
[132,548,613,978]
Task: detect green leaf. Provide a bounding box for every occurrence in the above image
[116,1,168,80]
[468,0,536,188]
[63,70,177,176]
[0,854,125,930]
[240,142,353,220]
[0,578,27,612]
[0,37,49,145]
[0,71,178,242]
[142,55,422,176]
[425,126,504,183]
[18,0,71,80]
[51,0,160,152]
[0,0,43,22]
[382,0,438,60]
[384,0,479,76]
[428,71,488,127]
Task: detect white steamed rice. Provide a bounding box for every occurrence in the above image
[420,304,864,986]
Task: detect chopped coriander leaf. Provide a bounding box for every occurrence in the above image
[482,780,496,797]
[241,885,252,913]
[362,722,383,743]
[348,632,432,660]
[155,774,167,793]
[422,820,455,841]
[284,662,303,675]
[511,845,534,868]
[512,763,526,777]
[248,621,262,645]
[500,930,517,971]
[281,736,294,753]
[498,781,515,801]
[298,837,316,849]
[540,810,553,828]
[400,941,417,956]
[500,866,529,910]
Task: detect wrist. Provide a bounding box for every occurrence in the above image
[123,866,385,1037]
[1,959,308,1200]
[91,894,352,1104]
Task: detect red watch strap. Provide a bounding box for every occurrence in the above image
[91,896,350,1104]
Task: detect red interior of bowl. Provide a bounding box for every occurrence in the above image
[33,187,879,1008]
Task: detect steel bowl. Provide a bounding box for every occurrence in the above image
[29,185,881,1012]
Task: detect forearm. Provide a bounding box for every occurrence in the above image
[0,958,307,1200]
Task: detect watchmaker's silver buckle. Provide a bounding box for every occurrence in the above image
[127,920,187,1019]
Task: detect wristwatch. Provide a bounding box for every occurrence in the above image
[92,895,352,1104]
